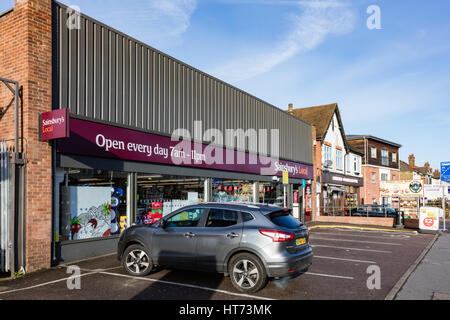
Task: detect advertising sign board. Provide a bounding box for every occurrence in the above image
[40,108,70,141]
[419,206,441,231]
[380,180,424,197]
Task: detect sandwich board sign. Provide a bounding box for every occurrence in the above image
[419,206,441,232]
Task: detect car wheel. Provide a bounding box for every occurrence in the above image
[228,253,267,293]
[122,244,153,276]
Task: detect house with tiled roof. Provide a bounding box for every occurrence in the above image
[287,103,363,218]
[400,154,433,184]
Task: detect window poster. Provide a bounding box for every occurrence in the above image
[62,186,112,240]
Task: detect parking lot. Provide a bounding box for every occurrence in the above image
[0,226,435,300]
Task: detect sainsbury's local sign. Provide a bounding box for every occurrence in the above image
[57,118,313,180]
[40,108,70,141]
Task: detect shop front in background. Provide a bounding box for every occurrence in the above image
[136,174,205,224]
[54,116,313,262]
[320,171,363,216]
[55,170,206,240]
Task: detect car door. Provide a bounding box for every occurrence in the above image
[194,208,243,272]
[152,207,207,269]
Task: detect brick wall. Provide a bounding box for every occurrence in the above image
[311,126,321,220]
[360,166,380,204]
[0,0,53,272]
[315,216,395,228]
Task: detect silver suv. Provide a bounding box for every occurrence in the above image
[117,203,313,293]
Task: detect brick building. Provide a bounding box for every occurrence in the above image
[346,135,402,206]
[0,0,53,272]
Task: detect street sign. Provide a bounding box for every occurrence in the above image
[441,162,450,182]
[282,170,289,185]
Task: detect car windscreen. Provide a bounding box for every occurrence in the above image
[265,209,301,229]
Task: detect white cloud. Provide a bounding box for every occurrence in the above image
[210,0,355,82]
[81,0,197,49]
[145,0,197,37]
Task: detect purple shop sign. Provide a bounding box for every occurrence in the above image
[40,108,70,141]
[57,118,313,180]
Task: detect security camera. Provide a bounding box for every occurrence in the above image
[272,176,280,182]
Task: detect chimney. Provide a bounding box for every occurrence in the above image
[287,103,294,115]
[434,169,441,179]
[408,154,415,168]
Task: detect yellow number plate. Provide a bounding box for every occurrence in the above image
[296,238,306,246]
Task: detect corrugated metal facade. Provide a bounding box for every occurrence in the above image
[53,2,312,165]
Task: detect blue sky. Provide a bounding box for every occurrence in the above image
[2,0,449,170]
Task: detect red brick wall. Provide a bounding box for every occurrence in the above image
[0,0,53,272]
[315,216,395,228]
[360,166,380,204]
[311,126,321,220]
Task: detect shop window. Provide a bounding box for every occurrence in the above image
[206,209,239,227]
[57,168,128,242]
[259,183,283,205]
[212,179,253,203]
[166,208,205,228]
[136,174,205,224]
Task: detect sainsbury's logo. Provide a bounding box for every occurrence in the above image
[42,117,65,126]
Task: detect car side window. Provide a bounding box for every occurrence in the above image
[166,208,204,228]
[206,209,239,228]
[242,212,254,222]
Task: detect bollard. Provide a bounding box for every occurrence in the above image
[395,210,404,228]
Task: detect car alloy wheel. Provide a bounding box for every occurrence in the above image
[233,259,259,289]
[123,244,153,276]
[229,253,267,293]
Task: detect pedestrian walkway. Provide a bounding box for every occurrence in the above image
[395,232,450,300]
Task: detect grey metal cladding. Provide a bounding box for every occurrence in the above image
[54,2,312,165]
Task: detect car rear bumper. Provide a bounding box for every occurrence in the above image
[265,249,314,278]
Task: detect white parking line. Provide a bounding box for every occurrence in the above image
[310,231,411,240]
[317,228,417,236]
[310,236,402,246]
[304,272,354,280]
[314,255,376,264]
[311,244,392,253]
[0,272,97,296]
[99,271,275,300]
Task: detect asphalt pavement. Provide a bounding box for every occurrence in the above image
[0,225,435,300]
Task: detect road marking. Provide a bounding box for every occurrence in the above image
[0,272,97,296]
[99,271,275,301]
[311,244,392,253]
[314,255,376,264]
[310,236,402,246]
[304,272,354,280]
